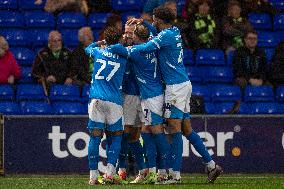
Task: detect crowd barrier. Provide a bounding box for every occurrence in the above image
[1,115,284,174]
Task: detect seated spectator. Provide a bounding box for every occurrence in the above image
[187,0,220,50]
[222,1,253,54]
[182,0,199,19]
[70,27,94,85]
[232,30,268,89]
[32,31,72,86]
[87,0,111,12]
[35,0,89,15]
[0,36,21,84]
[270,42,284,87]
[98,14,122,41]
[239,0,279,16]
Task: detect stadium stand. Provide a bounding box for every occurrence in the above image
[0,101,20,114]
[49,84,81,102]
[16,84,46,101]
[0,85,14,101]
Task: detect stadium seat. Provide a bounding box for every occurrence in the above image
[276,85,284,102]
[112,0,142,11]
[273,14,284,30]
[277,31,284,42]
[238,103,250,114]
[122,12,141,23]
[211,85,241,102]
[204,103,215,114]
[0,0,17,10]
[195,49,225,66]
[248,13,272,30]
[0,102,21,115]
[25,12,55,28]
[263,48,275,62]
[226,50,235,65]
[214,103,235,114]
[31,29,50,48]
[19,0,45,10]
[16,84,46,101]
[60,29,79,48]
[0,29,30,47]
[10,48,35,66]
[269,0,284,10]
[21,101,54,115]
[88,13,110,29]
[0,12,24,28]
[49,84,81,102]
[57,12,86,29]
[0,85,14,101]
[244,86,274,102]
[185,66,202,83]
[183,49,194,65]
[81,84,90,102]
[192,85,211,102]
[53,102,86,115]
[19,66,34,84]
[257,31,279,48]
[249,102,282,114]
[202,67,233,83]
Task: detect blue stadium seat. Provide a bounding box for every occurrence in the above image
[205,103,215,114]
[183,49,194,65]
[0,29,30,47]
[0,102,21,115]
[214,103,235,114]
[202,67,233,83]
[195,49,225,66]
[57,12,86,29]
[0,0,17,10]
[273,14,284,30]
[88,13,110,29]
[226,50,235,65]
[16,84,46,101]
[269,0,284,10]
[112,0,142,11]
[276,85,284,102]
[0,12,24,28]
[60,29,79,48]
[31,29,50,48]
[185,66,202,83]
[19,67,34,84]
[21,101,54,115]
[248,13,272,30]
[238,103,250,114]
[0,85,14,101]
[10,48,35,66]
[249,102,282,114]
[19,0,45,10]
[278,31,284,42]
[244,86,274,102]
[49,85,81,102]
[53,102,86,115]
[25,12,55,28]
[122,12,141,23]
[192,85,211,102]
[263,48,275,62]
[81,84,90,102]
[257,31,279,48]
[211,85,241,102]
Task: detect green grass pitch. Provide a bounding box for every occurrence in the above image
[0,174,283,189]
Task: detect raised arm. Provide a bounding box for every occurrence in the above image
[109,44,129,58]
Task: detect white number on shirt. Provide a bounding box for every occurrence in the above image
[95,59,121,81]
[178,49,183,64]
[151,58,158,78]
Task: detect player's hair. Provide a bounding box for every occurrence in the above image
[244,30,258,39]
[153,5,176,24]
[104,26,123,45]
[134,24,150,41]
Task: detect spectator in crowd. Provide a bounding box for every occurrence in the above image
[239,0,279,16]
[0,36,21,84]
[232,30,268,89]
[182,0,199,19]
[98,14,123,41]
[187,0,220,50]
[87,0,111,12]
[270,42,284,87]
[32,31,72,86]
[35,0,89,15]
[222,1,253,54]
[70,27,94,85]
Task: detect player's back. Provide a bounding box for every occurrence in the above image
[89,46,127,105]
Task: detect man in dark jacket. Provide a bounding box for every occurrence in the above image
[232,30,267,89]
[32,31,72,85]
[70,27,94,85]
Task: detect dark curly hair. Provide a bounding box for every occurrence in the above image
[104,26,123,45]
[134,24,150,41]
[153,5,176,24]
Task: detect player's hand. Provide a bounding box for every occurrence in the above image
[7,75,15,84]
[46,75,56,83]
[96,40,106,47]
[126,18,143,26]
[34,0,42,5]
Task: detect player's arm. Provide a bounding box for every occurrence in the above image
[109,44,129,58]
[85,40,106,56]
[143,20,157,36]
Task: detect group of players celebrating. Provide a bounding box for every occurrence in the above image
[85,5,223,185]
